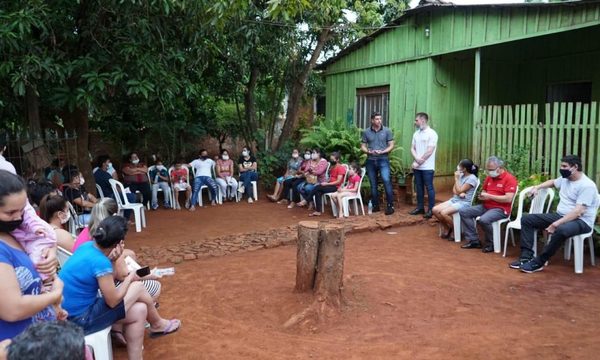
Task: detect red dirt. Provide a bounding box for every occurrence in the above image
[115,200,600,359]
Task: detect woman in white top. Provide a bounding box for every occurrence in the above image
[432,159,479,240]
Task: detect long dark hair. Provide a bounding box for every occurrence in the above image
[459,159,479,177]
[0,170,26,207]
[93,216,129,249]
[39,194,67,222]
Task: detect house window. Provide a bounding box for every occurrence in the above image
[356,86,390,129]
[546,82,592,103]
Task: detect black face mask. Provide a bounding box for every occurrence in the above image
[559,168,573,179]
[330,160,337,165]
[200,156,208,160]
[0,218,23,233]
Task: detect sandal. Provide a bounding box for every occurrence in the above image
[111,331,128,347]
[309,212,322,217]
[277,199,288,205]
[287,202,296,209]
[149,319,181,338]
[440,228,453,239]
[297,201,307,207]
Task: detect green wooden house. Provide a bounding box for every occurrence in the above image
[319,0,600,186]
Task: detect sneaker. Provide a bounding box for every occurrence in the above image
[509,258,531,270]
[372,205,381,213]
[248,197,254,203]
[385,205,395,215]
[238,185,245,194]
[520,259,544,273]
[151,204,159,210]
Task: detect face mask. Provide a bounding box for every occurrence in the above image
[79,177,85,186]
[330,159,337,165]
[222,155,229,161]
[157,165,166,171]
[311,153,318,160]
[304,154,311,160]
[292,153,299,159]
[0,218,23,233]
[242,150,249,157]
[107,162,114,170]
[60,211,71,225]
[131,159,140,165]
[560,167,574,179]
[487,170,499,178]
[200,155,208,160]
[457,166,464,176]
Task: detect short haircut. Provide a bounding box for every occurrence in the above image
[416,112,429,121]
[330,151,341,161]
[486,155,504,168]
[371,111,381,119]
[67,169,80,183]
[96,155,110,168]
[7,320,85,360]
[0,170,26,207]
[93,215,129,249]
[561,155,583,172]
[27,180,57,207]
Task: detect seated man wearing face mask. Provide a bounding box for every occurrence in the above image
[149,157,171,210]
[510,155,600,273]
[459,156,517,253]
[189,149,219,211]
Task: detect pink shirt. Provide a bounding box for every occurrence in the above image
[72,227,91,252]
[216,159,233,177]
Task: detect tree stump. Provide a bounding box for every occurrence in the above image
[285,222,346,329]
[314,223,345,308]
[295,221,320,292]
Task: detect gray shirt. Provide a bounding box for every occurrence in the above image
[554,174,600,228]
[361,126,393,159]
[452,174,479,204]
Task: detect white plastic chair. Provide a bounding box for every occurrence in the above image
[96,184,105,199]
[475,186,519,253]
[323,164,349,215]
[339,167,367,217]
[236,169,258,201]
[57,246,73,268]
[169,166,190,210]
[563,229,596,274]
[502,186,555,257]
[84,326,113,360]
[109,179,146,232]
[147,166,174,208]
[438,179,481,243]
[192,164,222,206]
[66,201,85,236]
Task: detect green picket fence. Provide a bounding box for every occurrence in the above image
[473,102,600,184]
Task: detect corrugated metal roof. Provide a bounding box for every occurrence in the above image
[317,0,598,70]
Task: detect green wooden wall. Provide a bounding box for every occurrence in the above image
[323,3,600,176]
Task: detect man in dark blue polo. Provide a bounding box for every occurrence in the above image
[361,111,395,215]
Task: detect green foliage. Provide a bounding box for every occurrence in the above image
[495,145,542,184]
[255,139,297,191]
[299,116,365,163]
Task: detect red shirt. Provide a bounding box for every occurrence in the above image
[482,170,518,214]
[328,165,347,189]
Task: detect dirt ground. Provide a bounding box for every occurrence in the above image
[114,198,600,360]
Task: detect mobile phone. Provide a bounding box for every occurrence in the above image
[136,266,150,277]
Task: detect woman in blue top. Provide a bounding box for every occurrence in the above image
[432,159,480,240]
[0,170,62,342]
[60,216,180,360]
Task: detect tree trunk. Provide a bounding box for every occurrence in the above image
[295,221,321,292]
[243,66,260,144]
[63,107,95,194]
[314,223,345,307]
[277,28,331,150]
[25,86,42,138]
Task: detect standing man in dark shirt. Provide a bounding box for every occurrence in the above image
[361,111,395,215]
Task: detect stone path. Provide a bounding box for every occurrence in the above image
[136,212,432,266]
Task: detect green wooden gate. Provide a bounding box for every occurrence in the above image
[473,102,600,184]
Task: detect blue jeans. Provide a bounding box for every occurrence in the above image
[191,176,218,205]
[414,169,435,210]
[365,157,394,208]
[240,171,258,199]
[298,183,317,202]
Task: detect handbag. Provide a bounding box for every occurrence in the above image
[306,174,318,184]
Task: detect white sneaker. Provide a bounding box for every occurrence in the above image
[247,197,254,203]
[238,185,245,194]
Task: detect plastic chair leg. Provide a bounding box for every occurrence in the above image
[492,222,501,253]
[452,213,461,243]
[133,209,142,232]
[574,235,584,274]
[502,227,510,257]
[84,326,113,360]
[589,236,596,266]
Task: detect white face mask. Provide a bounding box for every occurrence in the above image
[292,153,299,159]
[79,176,85,186]
[242,150,249,157]
[304,154,311,160]
[457,166,464,176]
[311,153,318,160]
[60,210,71,225]
[157,164,166,171]
[107,162,114,170]
[222,155,230,161]
[487,169,499,178]
[131,159,140,165]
